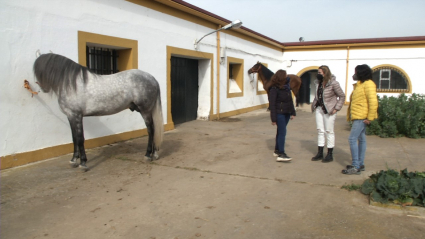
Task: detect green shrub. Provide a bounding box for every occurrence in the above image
[341,183,362,191]
[360,169,425,207]
[365,93,425,138]
[365,120,381,136]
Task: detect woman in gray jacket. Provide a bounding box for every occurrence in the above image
[311,65,346,163]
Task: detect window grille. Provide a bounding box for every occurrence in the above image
[372,66,409,92]
[379,69,391,89]
[86,46,119,75]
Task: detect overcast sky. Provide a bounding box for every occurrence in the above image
[184,0,425,42]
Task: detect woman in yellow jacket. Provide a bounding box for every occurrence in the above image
[343,64,378,175]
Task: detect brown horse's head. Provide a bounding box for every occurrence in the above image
[247,61,262,74]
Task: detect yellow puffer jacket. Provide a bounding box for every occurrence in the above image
[347,80,378,121]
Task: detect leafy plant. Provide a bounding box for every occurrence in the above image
[365,94,425,138]
[360,169,425,207]
[341,183,362,191]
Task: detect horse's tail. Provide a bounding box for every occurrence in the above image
[295,94,303,107]
[152,93,164,151]
[295,86,302,107]
[288,74,303,107]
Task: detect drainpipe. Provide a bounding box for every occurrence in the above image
[216,26,221,120]
[344,46,350,104]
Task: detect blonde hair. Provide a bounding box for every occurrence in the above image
[318,65,332,85]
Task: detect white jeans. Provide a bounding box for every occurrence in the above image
[315,107,336,148]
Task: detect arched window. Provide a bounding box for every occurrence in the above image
[371,65,411,93]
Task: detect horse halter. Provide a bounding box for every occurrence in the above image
[248,64,262,74]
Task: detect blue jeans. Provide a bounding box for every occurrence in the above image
[349,120,367,169]
[275,113,291,154]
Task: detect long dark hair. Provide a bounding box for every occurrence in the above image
[355,64,372,82]
[33,53,89,95]
[270,70,288,89]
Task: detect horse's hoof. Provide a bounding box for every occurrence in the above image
[69,158,79,167]
[70,163,79,168]
[144,155,153,162]
[69,161,79,168]
[152,152,159,161]
[79,165,89,172]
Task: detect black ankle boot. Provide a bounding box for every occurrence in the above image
[311,146,324,161]
[322,148,333,163]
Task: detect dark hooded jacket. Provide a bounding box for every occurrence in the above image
[268,85,296,122]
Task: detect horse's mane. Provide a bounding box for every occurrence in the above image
[259,64,274,82]
[33,53,89,95]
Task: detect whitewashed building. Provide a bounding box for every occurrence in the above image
[283,38,425,105]
[1,0,424,169]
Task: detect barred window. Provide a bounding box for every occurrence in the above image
[372,66,410,93]
[86,46,119,75]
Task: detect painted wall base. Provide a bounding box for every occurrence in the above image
[1,103,268,170]
[0,123,174,170]
[210,103,268,120]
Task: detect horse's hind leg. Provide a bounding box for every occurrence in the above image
[138,111,157,162]
[68,116,89,171]
[144,117,156,162]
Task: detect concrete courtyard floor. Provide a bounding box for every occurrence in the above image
[1,105,425,239]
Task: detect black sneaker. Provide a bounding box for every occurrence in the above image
[277,153,292,162]
[346,165,365,171]
[342,166,361,175]
[273,150,279,157]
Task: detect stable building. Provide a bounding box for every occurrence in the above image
[283,37,425,105]
[1,0,424,169]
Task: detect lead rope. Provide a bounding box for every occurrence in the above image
[24,80,38,97]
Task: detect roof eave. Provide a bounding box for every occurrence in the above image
[157,0,285,49]
[282,36,425,49]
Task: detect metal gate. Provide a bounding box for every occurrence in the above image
[171,57,199,125]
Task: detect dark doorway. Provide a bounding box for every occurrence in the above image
[298,70,317,105]
[171,56,199,125]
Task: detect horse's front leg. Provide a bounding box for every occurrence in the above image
[68,120,80,168]
[68,115,89,171]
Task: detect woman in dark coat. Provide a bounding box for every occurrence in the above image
[269,70,296,162]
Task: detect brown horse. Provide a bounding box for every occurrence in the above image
[247,62,302,96]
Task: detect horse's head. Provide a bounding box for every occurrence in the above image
[33,52,86,95]
[247,61,262,74]
[34,50,55,93]
[33,50,48,93]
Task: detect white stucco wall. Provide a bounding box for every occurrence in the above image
[218,33,283,113]
[347,48,425,98]
[0,0,283,157]
[284,50,348,99]
[197,59,212,120]
[283,47,425,103]
[0,0,164,156]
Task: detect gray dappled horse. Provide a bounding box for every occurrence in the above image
[33,53,164,171]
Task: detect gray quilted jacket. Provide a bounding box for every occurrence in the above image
[311,75,346,113]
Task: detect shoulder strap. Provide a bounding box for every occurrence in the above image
[286,76,291,90]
